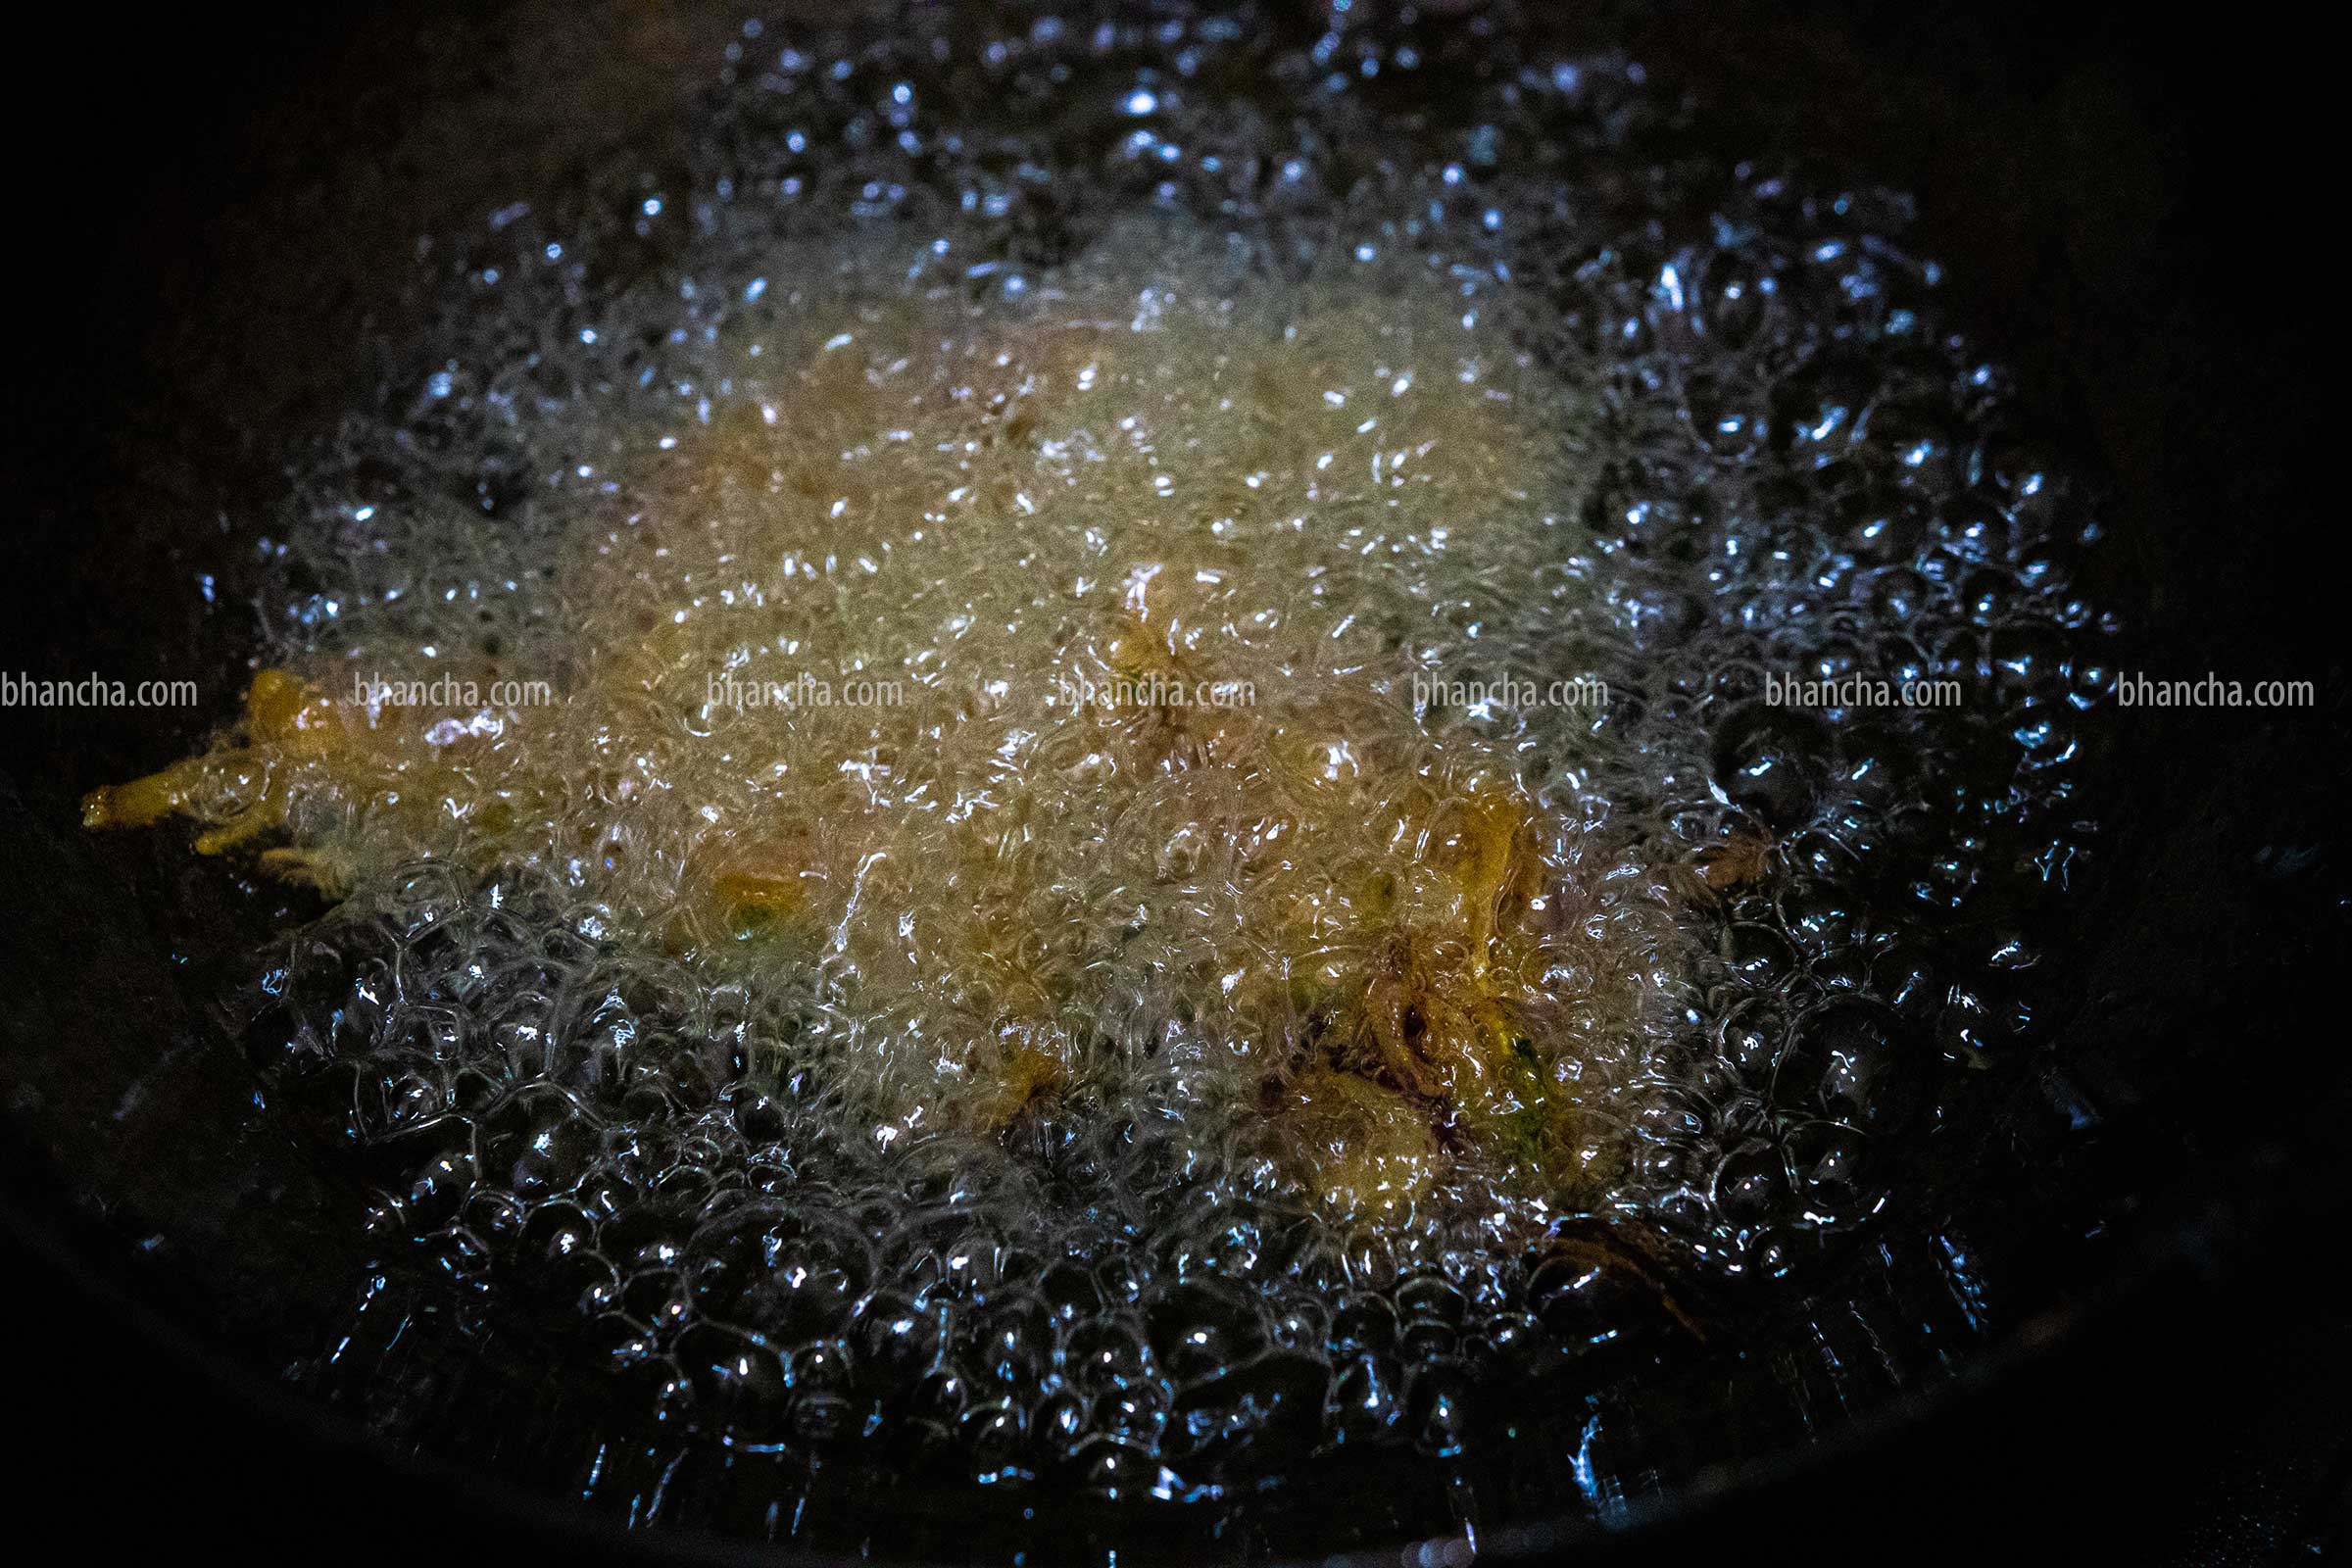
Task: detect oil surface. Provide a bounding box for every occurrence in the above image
[142,1,2121,1548]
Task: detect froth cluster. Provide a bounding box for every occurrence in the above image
[186,0,2119,1535]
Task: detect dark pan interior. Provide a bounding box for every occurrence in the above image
[1,2,2343,1561]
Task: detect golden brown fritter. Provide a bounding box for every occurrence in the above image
[88,245,1642,1223]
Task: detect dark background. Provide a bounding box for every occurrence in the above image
[1,2,2343,1563]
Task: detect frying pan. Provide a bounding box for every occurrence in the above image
[2,1,2343,1561]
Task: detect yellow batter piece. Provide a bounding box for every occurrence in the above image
[89,236,1639,1225]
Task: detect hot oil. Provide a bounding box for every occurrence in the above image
[155,2,2119,1534]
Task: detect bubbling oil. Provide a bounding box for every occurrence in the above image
[168,0,2118,1536]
